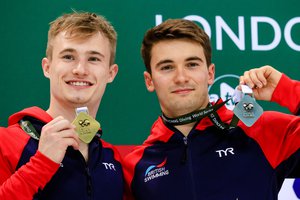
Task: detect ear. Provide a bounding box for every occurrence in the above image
[107,64,118,83]
[144,71,155,92]
[207,63,215,85]
[42,57,50,78]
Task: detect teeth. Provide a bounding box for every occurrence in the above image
[69,81,90,86]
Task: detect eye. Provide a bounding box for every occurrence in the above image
[62,54,75,61]
[88,57,101,62]
[187,62,200,68]
[160,65,174,71]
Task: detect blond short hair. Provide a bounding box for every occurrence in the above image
[46,12,117,65]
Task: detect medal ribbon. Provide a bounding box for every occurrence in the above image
[161,99,230,126]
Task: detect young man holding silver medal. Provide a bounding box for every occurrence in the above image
[123,19,300,199]
[240,65,299,116]
[0,12,123,199]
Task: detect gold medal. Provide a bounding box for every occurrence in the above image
[72,110,100,143]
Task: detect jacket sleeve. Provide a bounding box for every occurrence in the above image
[271,74,300,115]
[0,127,60,200]
[123,145,150,200]
[241,111,300,169]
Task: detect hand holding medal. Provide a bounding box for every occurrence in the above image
[72,107,101,143]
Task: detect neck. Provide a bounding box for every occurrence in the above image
[47,100,99,122]
[79,142,89,162]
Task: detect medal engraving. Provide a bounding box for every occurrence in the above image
[72,112,100,143]
[233,95,263,127]
[242,102,254,118]
[243,102,254,111]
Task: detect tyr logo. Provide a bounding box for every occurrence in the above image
[102,162,116,171]
[215,147,235,157]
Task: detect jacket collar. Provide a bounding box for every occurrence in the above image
[144,99,234,144]
[8,106,53,126]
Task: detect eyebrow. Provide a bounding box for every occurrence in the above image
[155,59,173,67]
[185,56,204,62]
[58,48,76,55]
[88,50,105,58]
[155,56,204,68]
[58,48,105,58]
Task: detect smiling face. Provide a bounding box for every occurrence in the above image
[42,31,118,114]
[144,39,215,118]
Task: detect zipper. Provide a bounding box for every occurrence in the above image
[85,166,92,198]
[76,150,93,199]
[181,136,197,199]
[181,136,188,163]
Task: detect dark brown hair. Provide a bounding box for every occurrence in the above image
[141,19,212,73]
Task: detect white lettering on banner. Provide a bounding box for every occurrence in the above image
[184,15,212,37]
[285,17,300,51]
[155,15,300,51]
[155,15,163,26]
[216,16,245,50]
[251,16,281,50]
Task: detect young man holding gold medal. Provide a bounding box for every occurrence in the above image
[123,19,300,200]
[0,12,123,199]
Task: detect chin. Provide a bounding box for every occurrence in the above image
[68,97,89,105]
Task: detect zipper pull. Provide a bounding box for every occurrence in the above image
[181,137,188,164]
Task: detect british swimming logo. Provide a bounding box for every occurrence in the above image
[144,158,169,182]
[278,178,300,199]
[293,179,300,198]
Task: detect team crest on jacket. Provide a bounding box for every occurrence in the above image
[144,158,169,182]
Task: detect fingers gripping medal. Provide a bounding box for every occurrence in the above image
[72,107,100,143]
[233,85,263,127]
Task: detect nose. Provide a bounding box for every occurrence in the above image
[174,67,189,84]
[72,60,88,76]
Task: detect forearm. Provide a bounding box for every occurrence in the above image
[271,74,300,115]
[241,111,300,169]
[0,151,59,200]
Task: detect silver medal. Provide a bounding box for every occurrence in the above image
[233,86,263,127]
